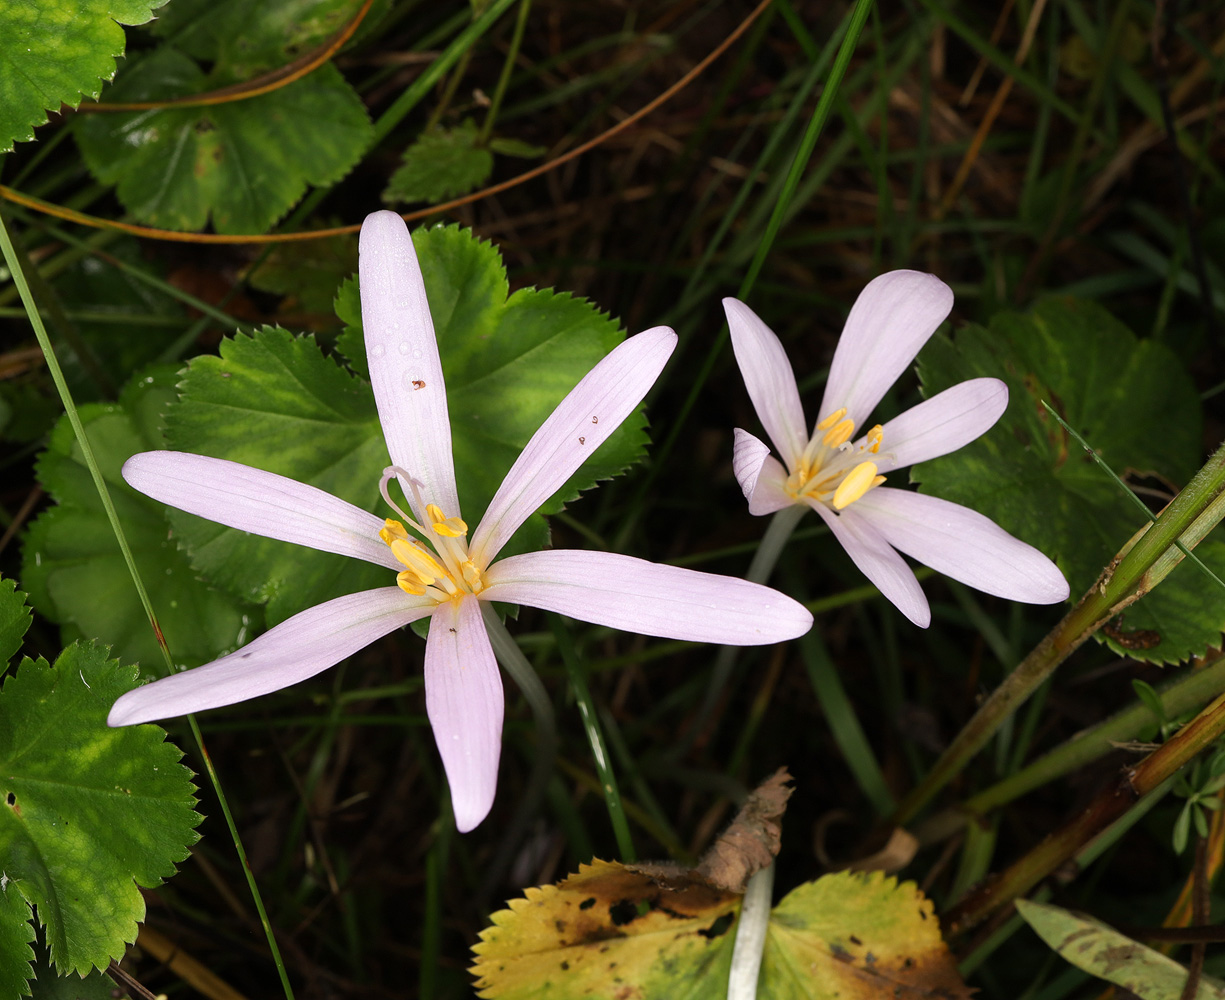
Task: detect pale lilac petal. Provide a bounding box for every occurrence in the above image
[425,596,503,832]
[873,379,1008,475]
[732,428,792,516]
[108,588,430,726]
[811,502,930,627]
[817,271,954,428]
[122,452,401,570]
[468,328,677,566]
[482,550,812,644]
[724,298,808,468]
[360,210,460,521]
[853,488,1070,604]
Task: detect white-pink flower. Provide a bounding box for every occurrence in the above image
[109,211,813,832]
[725,271,1068,628]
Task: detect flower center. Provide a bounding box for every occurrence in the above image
[378,468,486,604]
[785,406,888,510]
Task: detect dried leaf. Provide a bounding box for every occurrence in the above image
[695,768,793,892]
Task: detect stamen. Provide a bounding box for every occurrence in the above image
[379,518,409,546]
[822,418,856,449]
[865,425,883,454]
[816,407,848,431]
[395,571,427,596]
[389,538,446,583]
[426,503,468,538]
[461,560,483,590]
[832,461,880,510]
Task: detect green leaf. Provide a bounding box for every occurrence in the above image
[383,121,494,205]
[26,946,115,1000]
[246,230,358,319]
[166,225,644,625]
[488,136,547,158]
[22,366,259,669]
[1018,899,1225,999]
[73,49,372,233]
[0,0,167,152]
[0,881,36,999]
[0,578,32,668]
[0,642,201,981]
[913,297,1213,664]
[151,0,369,81]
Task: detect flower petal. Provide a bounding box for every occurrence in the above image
[724,297,808,469]
[732,428,793,516]
[123,451,401,570]
[468,327,677,566]
[817,271,954,428]
[482,550,812,644]
[853,488,1070,604]
[108,588,429,726]
[811,502,930,627]
[359,210,460,521]
[873,378,1008,475]
[425,596,503,832]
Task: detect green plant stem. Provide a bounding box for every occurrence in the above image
[479,605,559,882]
[916,652,1225,846]
[945,690,1225,935]
[550,614,636,862]
[893,441,1225,828]
[0,209,296,1000]
[477,0,531,145]
[371,0,519,148]
[728,861,775,1000]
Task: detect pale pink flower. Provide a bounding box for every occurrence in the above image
[109,212,812,832]
[725,272,1068,628]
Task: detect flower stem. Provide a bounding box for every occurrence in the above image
[893,441,1225,828]
[0,210,296,1000]
[479,604,558,885]
[550,614,636,862]
[477,0,531,145]
[728,861,774,1000]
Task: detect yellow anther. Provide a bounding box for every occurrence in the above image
[390,538,446,583]
[379,518,410,546]
[395,571,427,596]
[832,461,880,510]
[426,503,468,538]
[815,407,848,431]
[461,561,484,590]
[822,418,856,449]
[865,424,883,454]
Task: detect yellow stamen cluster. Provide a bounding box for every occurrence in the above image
[380,507,486,603]
[785,408,887,511]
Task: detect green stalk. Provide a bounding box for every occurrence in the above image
[893,442,1225,827]
[477,0,531,145]
[550,614,636,862]
[728,861,775,1000]
[0,210,296,1000]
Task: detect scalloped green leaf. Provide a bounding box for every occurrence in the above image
[383,120,494,205]
[165,225,645,625]
[913,297,1213,664]
[22,366,259,669]
[0,0,167,152]
[73,48,372,233]
[0,578,32,668]
[0,642,201,983]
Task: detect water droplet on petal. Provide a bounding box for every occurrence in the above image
[371,345,386,358]
[398,342,410,355]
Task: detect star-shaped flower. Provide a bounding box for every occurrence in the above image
[110,211,813,831]
[725,271,1068,627]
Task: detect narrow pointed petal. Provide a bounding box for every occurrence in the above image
[483,550,812,644]
[732,428,793,516]
[817,271,954,428]
[853,488,1070,604]
[724,298,808,468]
[468,328,677,566]
[360,210,460,521]
[873,379,1008,475]
[123,452,401,570]
[425,596,503,832]
[108,588,430,726]
[811,502,930,627]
